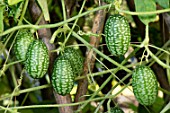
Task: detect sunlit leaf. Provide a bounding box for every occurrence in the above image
[37,0,50,22]
[8,0,23,5]
[134,0,157,25]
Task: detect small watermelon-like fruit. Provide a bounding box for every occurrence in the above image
[104,14,131,56]
[25,40,49,79]
[103,0,114,4]
[52,57,74,96]
[106,107,124,113]
[132,66,158,105]
[62,48,83,76]
[13,29,34,61]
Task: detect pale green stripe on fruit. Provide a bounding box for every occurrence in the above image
[62,48,84,76]
[132,66,158,105]
[104,14,131,56]
[13,29,34,61]
[25,40,49,79]
[52,57,74,96]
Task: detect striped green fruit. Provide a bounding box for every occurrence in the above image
[52,57,74,96]
[13,29,34,61]
[106,107,124,113]
[132,66,158,105]
[103,0,114,3]
[104,14,131,56]
[25,40,49,79]
[62,48,83,76]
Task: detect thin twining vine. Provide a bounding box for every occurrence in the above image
[94,73,132,113]
[4,83,130,111]
[4,70,24,113]
[75,46,140,113]
[1,4,170,37]
[2,85,170,111]
[72,31,132,73]
[1,38,139,112]
[132,23,170,69]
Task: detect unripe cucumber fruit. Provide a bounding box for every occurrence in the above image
[104,14,131,56]
[61,48,83,76]
[13,29,34,61]
[103,0,114,4]
[25,40,49,79]
[51,57,74,96]
[132,66,158,105]
[106,107,124,113]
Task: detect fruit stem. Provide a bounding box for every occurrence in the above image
[141,24,149,47]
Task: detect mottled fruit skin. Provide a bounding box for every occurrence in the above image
[104,14,131,56]
[25,40,49,79]
[106,107,124,113]
[103,0,114,3]
[52,57,74,96]
[132,66,158,105]
[62,48,83,76]
[13,29,34,61]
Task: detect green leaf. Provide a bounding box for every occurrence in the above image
[0,5,5,33]
[134,0,157,25]
[155,0,169,8]
[8,0,23,5]
[37,0,50,22]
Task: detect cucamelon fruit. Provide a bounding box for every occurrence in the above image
[25,40,49,79]
[104,14,131,56]
[103,0,114,4]
[52,57,74,96]
[106,107,124,113]
[132,66,158,105]
[13,29,34,61]
[61,48,83,76]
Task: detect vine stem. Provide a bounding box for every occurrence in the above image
[72,31,131,72]
[160,101,170,113]
[18,0,29,25]
[158,87,170,95]
[0,68,121,101]
[148,40,170,66]
[1,4,170,37]
[148,44,170,55]
[73,31,139,112]
[4,71,24,113]
[6,82,130,110]
[94,73,132,113]
[141,24,149,47]
[166,55,170,84]
[74,2,107,111]
[62,0,86,48]
[0,106,19,113]
[0,4,110,37]
[0,84,51,101]
[61,0,67,22]
[116,7,170,15]
[145,46,170,69]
